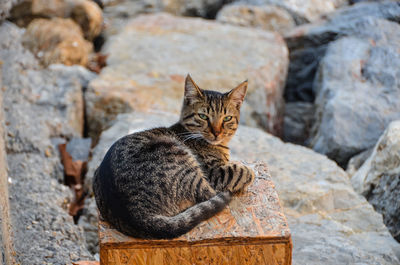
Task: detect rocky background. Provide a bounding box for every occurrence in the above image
[0,0,400,264]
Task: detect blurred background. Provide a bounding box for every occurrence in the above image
[0,0,400,264]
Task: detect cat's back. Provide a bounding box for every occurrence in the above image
[94,126,198,186]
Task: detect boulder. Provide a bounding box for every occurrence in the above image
[231,0,348,23]
[216,3,295,34]
[0,0,18,21]
[283,102,314,145]
[352,120,400,195]
[351,121,400,241]
[1,22,96,264]
[86,13,288,141]
[308,18,400,166]
[161,0,228,18]
[346,148,373,177]
[22,18,93,67]
[284,1,400,102]
[101,0,163,38]
[85,111,400,263]
[70,0,103,40]
[9,0,103,40]
[368,175,400,242]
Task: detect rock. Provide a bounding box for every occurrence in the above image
[308,18,400,166]
[101,0,163,38]
[86,111,400,263]
[1,21,94,263]
[346,148,373,177]
[79,195,102,254]
[216,3,295,34]
[9,0,103,40]
[7,153,93,264]
[86,13,288,141]
[2,61,96,152]
[351,121,400,242]
[22,18,93,67]
[0,0,18,21]
[368,175,400,242]
[70,0,103,40]
[352,120,400,195]
[231,0,348,23]
[66,137,92,162]
[283,102,314,145]
[162,0,228,18]
[284,1,400,102]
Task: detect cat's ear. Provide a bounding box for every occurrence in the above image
[228,80,248,109]
[184,74,204,103]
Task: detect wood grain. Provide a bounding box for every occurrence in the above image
[99,163,292,265]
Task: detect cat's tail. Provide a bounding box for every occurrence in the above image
[124,191,232,239]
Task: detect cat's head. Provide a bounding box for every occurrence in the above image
[179,74,247,145]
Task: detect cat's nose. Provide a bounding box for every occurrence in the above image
[213,131,221,137]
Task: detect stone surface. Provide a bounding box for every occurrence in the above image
[0,22,95,264]
[9,0,103,40]
[0,0,17,21]
[86,112,400,263]
[352,121,400,194]
[351,121,400,241]
[0,79,15,265]
[368,174,400,242]
[79,196,100,254]
[308,18,400,166]
[101,0,162,38]
[232,0,347,23]
[216,3,295,34]
[283,102,314,145]
[22,18,93,66]
[284,1,400,102]
[86,13,288,140]
[162,0,228,18]
[346,148,373,177]
[70,0,103,40]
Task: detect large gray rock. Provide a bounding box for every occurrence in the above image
[352,121,400,241]
[216,3,296,34]
[284,1,400,102]
[102,0,227,39]
[102,0,162,37]
[309,18,400,166]
[86,13,288,141]
[86,112,400,263]
[231,0,347,23]
[0,22,95,264]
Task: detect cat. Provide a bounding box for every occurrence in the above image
[93,74,255,239]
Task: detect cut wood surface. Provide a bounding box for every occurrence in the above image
[99,163,292,265]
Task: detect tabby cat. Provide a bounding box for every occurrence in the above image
[93,75,255,239]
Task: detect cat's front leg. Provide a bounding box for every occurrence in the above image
[207,162,255,194]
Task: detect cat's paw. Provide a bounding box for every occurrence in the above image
[225,163,255,194]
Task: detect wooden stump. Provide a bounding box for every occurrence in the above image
[99,163,292,265]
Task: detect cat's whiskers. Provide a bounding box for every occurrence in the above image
[182,133,203,143]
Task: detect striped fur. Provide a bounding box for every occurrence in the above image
[93,75,255,239]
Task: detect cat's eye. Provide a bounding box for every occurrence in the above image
[198,114,208,120]
[223,116,232,122]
